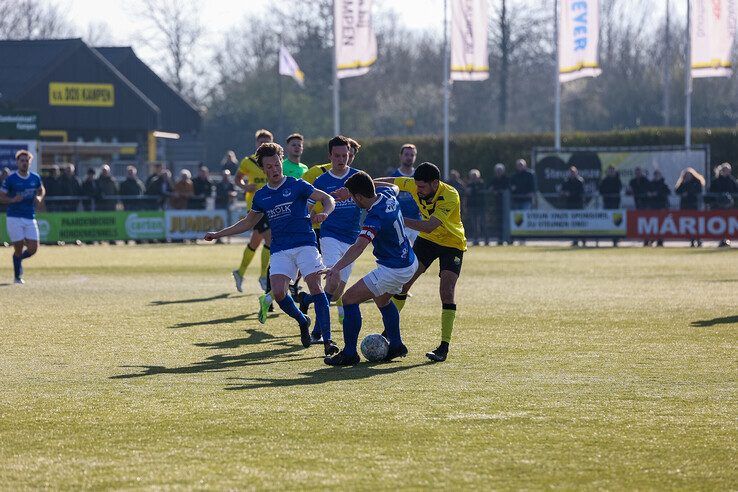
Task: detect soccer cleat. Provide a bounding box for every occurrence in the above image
[232,270,243,293]
[299,316,312,348]
[425,344,448,362]
[14,277,24,285]
[258,276,268,292]
[310,333,324,344]
[298,291,311,314]
[257,293,271,324]
[324,340,339,356]
[383,343,408,362]
[324,350,360,366]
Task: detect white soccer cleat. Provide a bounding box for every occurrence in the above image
[232,270,243,292]
[14,277,24,285]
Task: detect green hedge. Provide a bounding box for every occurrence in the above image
[302,127,738,179]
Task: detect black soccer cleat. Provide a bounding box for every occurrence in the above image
[426,343,449,362]
[299,316,312,348]
[324,340,339,356]
[383,343,408,362]
[324,350,360,366]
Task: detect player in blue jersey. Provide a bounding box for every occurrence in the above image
[204,143,339,355]
[0,150,45,284]
[324,171,419,366]
[304,135,361,341]
[392,143,421,245]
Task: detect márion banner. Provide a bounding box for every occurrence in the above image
[335,0,377,79]
[511,209,626,237]
[533,148,709,210]
[627,210,738,240]
[559,0,602,82]
[450,0,489,81]
[691,0,737,78]
[166,210,227,240]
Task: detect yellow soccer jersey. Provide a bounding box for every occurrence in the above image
[303,163,332,229]
[238,154,267,208]
[395,177,467,251]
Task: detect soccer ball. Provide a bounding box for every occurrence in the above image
[360,334,389,362]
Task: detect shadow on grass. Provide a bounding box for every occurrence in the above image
[111,339,314,379]
[0,283,12,287]
[690,315,738,327]
[150,293,236,306]
[195,328,294,350]
[169,311,278,329]
[224,362,430,390]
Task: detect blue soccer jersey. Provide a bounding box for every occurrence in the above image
[251,177,317,254]
[359,187,416,269]
[391,168,421,220]
[1,172,42,219]
[313,167,361,244]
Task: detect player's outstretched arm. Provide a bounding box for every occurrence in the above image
[204,210,262,241]
[375,183,400,195]
[404,216,442,233]
[309,189,335,224]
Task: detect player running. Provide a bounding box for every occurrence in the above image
[376,162,466,363]
[204,143,339,355]
[0,150,45,284]
[232,129,273,294]
[392,143,421,245]
[324,171,418,366]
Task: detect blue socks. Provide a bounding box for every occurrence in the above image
[21,250,33,259]
[313,292,331,342]
[12,255,21,279]
[379,302,402,347]
[342,303,362,356]
[276,294,308,325]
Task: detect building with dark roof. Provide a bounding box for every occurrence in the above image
[0,38,203,176]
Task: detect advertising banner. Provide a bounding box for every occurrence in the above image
[335,0,377,78]
[49,82,115,107]
[559,0,602,82]
[450,0,489,81]
[511,209,626,237]
[532,147,709,210]
[691,0,736,78]
[0,211,165,243]
[627,210,738,240]
[0,112,39,139]
[166,210,227,240]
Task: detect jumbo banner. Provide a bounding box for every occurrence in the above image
[691,0,737,78]
[559,0,602,82]
[532,147,709,210]
[450,0,489,81]
[627,210,738,240]
[511,209,626,237]
[166,210,227,240]
[335,0,377,78]
[0,211,165,243]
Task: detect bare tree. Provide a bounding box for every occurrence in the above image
[0,0,73,39]
[83,21,115,46]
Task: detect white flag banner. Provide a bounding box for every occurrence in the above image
[691,0,737,78]
[450,0,489,81]
[279,46,305,87]
[559,0,602,83]
[334,0,377,79]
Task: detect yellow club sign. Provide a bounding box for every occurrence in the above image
[49,82,115,107]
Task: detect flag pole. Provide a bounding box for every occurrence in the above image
[333,1,340,136]
[554,0,561,151]
[662,0,671,126]
[442,0,450,181]
[684,0,692,150]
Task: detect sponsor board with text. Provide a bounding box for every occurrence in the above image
[166,210,227,240]
[627,210,738,240]
[511,209,626,237]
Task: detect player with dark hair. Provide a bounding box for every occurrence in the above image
[0,150,45,284]
[324,170,418,365]
[375,162,466,362]
[205,143,338,355]
[232,129,273,294]
[392,143,421,244]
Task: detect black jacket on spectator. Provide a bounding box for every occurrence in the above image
[43,175,62,211]
[96,175,119,211]
[190,176,213,209]
[676,179,702,210]
[57,174,82,211]
[120,177,145,210]
[215,179,235,209]
[648,178,670,209]
[466,180,486,209]
[510,170,535,206]
[562,176,585,209]
[489,175,510,193]
[145,175,170,209]
[708,175,738,209]
[629,176,650,209]
[598,175,622,209]
[81,178,98,211]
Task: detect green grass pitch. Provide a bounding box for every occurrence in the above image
[1,244,736,489]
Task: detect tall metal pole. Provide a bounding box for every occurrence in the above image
[333,0,340,136]
[684,0,692,149]
[442,0,450,180]
[554,0,561,151]
[662,0,671,127]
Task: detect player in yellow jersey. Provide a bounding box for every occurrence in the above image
[232,129,273,293]
[375,162,466,362]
